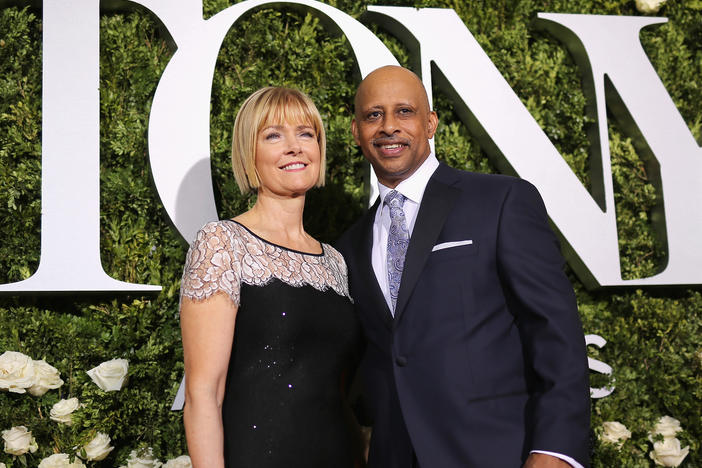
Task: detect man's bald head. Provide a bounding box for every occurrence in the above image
[354,66,431,118]
[351,65,438,188]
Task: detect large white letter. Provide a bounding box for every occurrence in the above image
[366,7,702,288]
[136,0,398,245]
[536,14,702,287]
[0,0,160,293]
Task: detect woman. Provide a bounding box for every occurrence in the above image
[179,87,362,467]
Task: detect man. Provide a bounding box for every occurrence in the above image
[336,66,590,468]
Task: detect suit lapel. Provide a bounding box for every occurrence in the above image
[393,165,460,326]
[356,199,394,329]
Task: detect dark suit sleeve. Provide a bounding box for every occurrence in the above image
[495,179,590,466]
[334,234,373,428]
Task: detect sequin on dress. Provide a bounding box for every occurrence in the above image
[180,220,362,468]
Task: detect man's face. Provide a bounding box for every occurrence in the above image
[352,67,438,188]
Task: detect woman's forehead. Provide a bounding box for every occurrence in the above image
[261,116,315,130]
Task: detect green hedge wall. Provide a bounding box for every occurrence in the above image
[0,1,700,466]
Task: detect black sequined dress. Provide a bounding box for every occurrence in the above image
[180,220,362,468]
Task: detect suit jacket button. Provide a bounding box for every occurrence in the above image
[395,356,408,367]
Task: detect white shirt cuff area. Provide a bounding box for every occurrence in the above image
[531,450,584,468]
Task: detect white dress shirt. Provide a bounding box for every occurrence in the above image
[369,152,584,468]
[371,153,439,313]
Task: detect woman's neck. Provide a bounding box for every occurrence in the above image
[234,191,319,252]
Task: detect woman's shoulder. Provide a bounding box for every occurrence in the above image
[191,219,249,245]
[322,243,348,269]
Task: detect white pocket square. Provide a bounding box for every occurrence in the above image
[431,240,473,252]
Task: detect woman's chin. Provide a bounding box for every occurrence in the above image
[261,181,317,198]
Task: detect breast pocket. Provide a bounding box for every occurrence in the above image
[429,242,479,262]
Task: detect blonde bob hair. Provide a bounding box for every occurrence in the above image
[231,86,326,194]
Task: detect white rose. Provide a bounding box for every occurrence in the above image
[600,421,631,447]
[0,462,6,468]
[79,432,114,461]
[651,415,683,439]
[38,453,86,468]
[50,397,81,425]
[125,447,162,468]
[86,358,128,391]
[635,0,666,14]
[28,359,64,396]
[650,437,690,467]
[1,425,38,456]
[0,351,35,393]
[163,455,192,468]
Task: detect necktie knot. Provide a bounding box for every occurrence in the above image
[385,190,405,210]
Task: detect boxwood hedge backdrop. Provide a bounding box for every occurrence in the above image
[1,0,700,466]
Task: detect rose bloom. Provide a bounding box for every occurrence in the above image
[38,453,86,468]
[2,425,38,456]
[124,447,162,468]
[50,397,81,425]
[28,359,64,396]
[80,432,114,461]
[650,437,690,467]
[651,415,683,439]
[86,358,128,391]
[635,0,666,14]
[0,351,36,394]
[163,455,192,468]
[600,421,631,448]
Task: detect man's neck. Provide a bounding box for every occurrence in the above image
[377,152,439,205]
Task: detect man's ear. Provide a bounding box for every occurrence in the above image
[427,111,438,139]
[351,118,361,145]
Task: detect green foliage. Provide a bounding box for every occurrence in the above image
[0,1,700,467]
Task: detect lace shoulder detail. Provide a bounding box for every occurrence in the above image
[180,220,352,307]
[317,243,353,302]
[180,221,241,305]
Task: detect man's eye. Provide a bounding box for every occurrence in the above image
[398,108,413,115]
[366,111,381,120]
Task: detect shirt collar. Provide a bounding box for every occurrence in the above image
[378,152,439,206]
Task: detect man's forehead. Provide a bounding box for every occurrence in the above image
[358,98,417,109]
[357,88,423,109]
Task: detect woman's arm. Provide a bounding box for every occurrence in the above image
[181,293,237,468]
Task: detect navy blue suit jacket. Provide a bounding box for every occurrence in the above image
[337,163,590,468]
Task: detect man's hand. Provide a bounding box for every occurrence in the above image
[523,453,572,468]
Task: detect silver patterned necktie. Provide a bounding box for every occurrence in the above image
[385,190,409,313]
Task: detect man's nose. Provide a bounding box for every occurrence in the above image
[380,113,399,135]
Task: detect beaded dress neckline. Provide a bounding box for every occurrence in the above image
[180,220,352,306]
[224,219,324,257]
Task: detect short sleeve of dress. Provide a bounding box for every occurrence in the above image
[180,221,241,306]
[321,244,353,303]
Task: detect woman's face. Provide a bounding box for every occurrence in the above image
[255,120,321,197]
